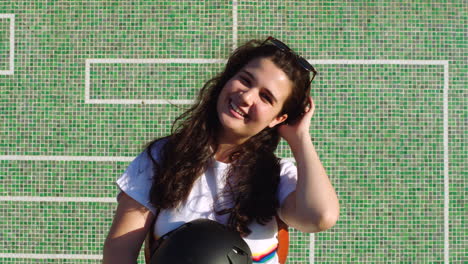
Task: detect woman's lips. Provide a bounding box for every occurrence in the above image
[229,100,247,119]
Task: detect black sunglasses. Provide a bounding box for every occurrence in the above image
[261,36,317,83]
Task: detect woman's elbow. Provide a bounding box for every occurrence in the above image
[315,210,339,232]
[297,209,340,233]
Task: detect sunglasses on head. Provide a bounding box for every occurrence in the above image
[261,36,317,83]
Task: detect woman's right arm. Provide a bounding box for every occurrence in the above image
[103,192,156,264]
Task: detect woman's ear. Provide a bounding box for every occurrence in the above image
[268,114,288,128]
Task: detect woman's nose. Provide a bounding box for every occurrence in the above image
[239,89,255,106]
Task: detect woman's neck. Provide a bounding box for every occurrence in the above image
[213,143,237,163]
[214,131,249,163]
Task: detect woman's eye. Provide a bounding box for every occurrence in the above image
[240,76,250,85]
[261,93,272,104]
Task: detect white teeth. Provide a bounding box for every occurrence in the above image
[230,102,246,117]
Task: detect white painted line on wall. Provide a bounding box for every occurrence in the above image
[0,154,291,163]
[86,58,226,64]
[0,253,102,260]
[0,196,115,203]
[0,14,14,75]
[311,59,448,65]
[309,233,315,264]
[0,155,134,162]
[443,63,450,264]
[232,1,238,51]
[85,99,195,105]
[84,59,90,103]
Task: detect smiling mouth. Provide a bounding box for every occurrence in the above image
[229,101,248,119]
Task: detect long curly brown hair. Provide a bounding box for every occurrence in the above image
[147,39,312,236]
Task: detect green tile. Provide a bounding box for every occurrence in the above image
[0,0,466,263]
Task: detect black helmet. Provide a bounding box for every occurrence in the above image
[150,219,252,264]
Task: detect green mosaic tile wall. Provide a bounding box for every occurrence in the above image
[0,1,466,263]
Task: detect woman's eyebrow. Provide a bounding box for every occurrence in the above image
[241,70,278,103]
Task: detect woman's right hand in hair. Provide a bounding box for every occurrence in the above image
[103,192,155,264]
[278,95,315,146]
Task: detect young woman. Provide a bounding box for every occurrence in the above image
[103,37,340,264]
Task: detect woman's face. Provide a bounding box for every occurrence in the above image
[216,57,293,143]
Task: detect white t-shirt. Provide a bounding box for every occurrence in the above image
[116,140,298,264]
